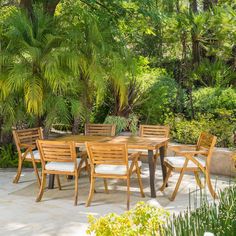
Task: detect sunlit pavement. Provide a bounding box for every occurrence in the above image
[0,165,232,236]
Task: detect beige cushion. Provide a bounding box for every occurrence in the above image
[95,161,142,175]
[165,156,205,168]
[23,150,41,160]
[45,158,85,172]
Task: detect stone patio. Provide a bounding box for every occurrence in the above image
[0,165,232,236]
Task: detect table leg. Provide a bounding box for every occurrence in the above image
[148,150,156,198]
[159,146,167,183]
[48,174,55,189]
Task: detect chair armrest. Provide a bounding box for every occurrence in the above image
[170,145,197,152]
[175,150,208,156]
[128,152,141,160]
[78,150,87,159]
[128,152,141,175]
[20,143,36,150]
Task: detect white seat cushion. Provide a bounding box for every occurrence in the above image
[95,161,142,175]
[45,158,85,172]
[23,150,41,160]
[165,156,205,168]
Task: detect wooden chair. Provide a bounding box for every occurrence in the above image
[139,125,170,167]
[80,123,116,168]
[36,140,86,205]
[13,127,43,186]
[85,123,116,136]
[160,132,217,201]
[85,142,145,210]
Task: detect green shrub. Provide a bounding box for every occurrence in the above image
[167,115,235,147]
[0,144,34,168]
[138,73,183,124]
[104,114,138,135]
[87,202,170,236]
[193,87,236,115]
[0,144,18,168]
[163,185,236,236]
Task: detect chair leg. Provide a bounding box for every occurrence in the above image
[194,171,204,189]
[136,166,145,197]
[86,176,95,207]
[154,155,158,172]
[13,158,23,184]
[103,179,109,194]
[170,169,185,201]
[205,170,218,199]
[36,173,46,202]
[74,173,79,206]
[56,175,62,190]
[127,177,130,210]
[160,167,172,191]
[32,160,41,187]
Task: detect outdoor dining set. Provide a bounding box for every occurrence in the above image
[12,124,217,209]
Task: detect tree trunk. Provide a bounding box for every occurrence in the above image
[43,0,61,16]
[190,0,198,13]
[72,116,81,134]
[190,0,200,66]
[203,0,218,11]
[20,0,34,20]
[20,0,61,18]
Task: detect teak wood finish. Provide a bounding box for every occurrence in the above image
[85,124,116,136]
[139,125,169,170]
[85,142,145,210]
[160,132,217,201]
[36,140,85,205]
[107,136,169,198]
[53,135,169,198]
[13,127,43,186]
[139,125,170,138]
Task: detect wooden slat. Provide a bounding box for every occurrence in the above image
[139,125,169,138]
[86,142,127,166]
[37,140,77,163]
[85,124,116,136]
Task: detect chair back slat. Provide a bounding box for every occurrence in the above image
[13,128,43,153]
[197,132,217,152]
[85,124,116,136]
[139,125,169,138]
[37,140,77,163]
[86,143,128,166]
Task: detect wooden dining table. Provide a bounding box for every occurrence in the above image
[48,135,169,198]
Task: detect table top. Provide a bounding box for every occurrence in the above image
[108,136,169,150]
[56,135,169,150]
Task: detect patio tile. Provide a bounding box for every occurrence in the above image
[0,165,232,236]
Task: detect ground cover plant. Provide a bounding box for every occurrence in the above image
[87,202,170,236]
[163,185,236,236]
[87,185,236,236]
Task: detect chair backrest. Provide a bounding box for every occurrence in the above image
[37,140,77,167]
[13,127,43,154]
[139,125,169,138]
[86,142,128,167]
[196,132,217,158]
[85,124,116,136]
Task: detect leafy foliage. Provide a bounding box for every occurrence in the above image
[87,202,170,236]
[137,71,181,125]
[0,144,18,167]
[104,114,139,135]
[163,185,236,236]
[167,114,236,147]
